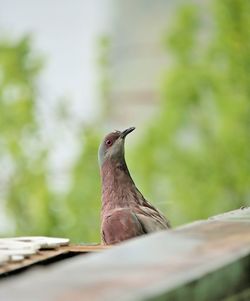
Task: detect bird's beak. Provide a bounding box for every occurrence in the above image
[120,127,136,139]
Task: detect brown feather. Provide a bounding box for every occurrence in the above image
[100,157,170,245]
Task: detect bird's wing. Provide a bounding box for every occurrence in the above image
[101,208,145,245]
[134,205,170,233]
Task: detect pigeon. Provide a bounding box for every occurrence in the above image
[98,127,170,245]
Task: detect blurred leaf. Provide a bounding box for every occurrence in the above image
[131,0,250,225]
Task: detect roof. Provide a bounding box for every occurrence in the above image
[0,207,250,300]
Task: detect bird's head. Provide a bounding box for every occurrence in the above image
[98,127,135,167]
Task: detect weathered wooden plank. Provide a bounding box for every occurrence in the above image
[0,236,71,270]
[0,208,249,301]
[209,207,250,222]
[0,248,69,276]
[63,244,111,252]
[0,255,9,266]
[0,244,109,276]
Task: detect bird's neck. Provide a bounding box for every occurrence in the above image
[101,158,142,212]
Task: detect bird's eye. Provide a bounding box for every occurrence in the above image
[105,139,112,146]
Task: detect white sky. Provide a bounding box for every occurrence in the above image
[0,0,111,120]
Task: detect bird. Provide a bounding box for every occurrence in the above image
[98,127,170,245]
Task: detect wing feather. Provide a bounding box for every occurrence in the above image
[134,205,171,233]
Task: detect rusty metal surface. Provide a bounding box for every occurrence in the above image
[0,207,250,301]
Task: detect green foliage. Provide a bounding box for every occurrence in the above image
[0,36,59,235]
[0,36,103,242]
[131,1,250,225]
[65,128,101,242]
[0,37,102,242]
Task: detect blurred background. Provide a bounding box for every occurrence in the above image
[0,0,249,243]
